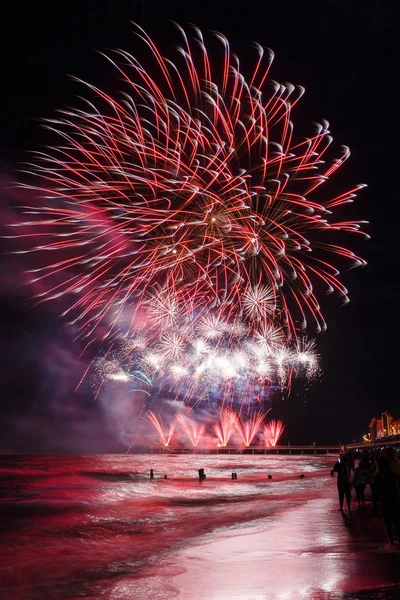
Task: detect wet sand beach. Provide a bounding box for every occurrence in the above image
[169,483,400,599]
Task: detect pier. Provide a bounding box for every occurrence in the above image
[152,444,341,455]
[346,438,400,451]
[152,438,400,455]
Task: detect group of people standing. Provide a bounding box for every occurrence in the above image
[331,447,400,544]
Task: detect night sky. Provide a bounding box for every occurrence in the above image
[0,1,399,452]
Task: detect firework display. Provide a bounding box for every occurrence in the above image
[213,408,238,447]
[9,24,367,419]
[94,290,318,407]
[14,24,366,339]
[146,410,175,447]
[236,410,268,447]
[264,419,285,447]
[146,408,282,448]
[176,413,206,447]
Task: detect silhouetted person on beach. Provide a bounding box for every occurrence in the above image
[331,455,352,513]
[352,457,370,508]
[369,453,380,516]
[347,450,355,474]
[374,456,400,544]
[386,448,400,476]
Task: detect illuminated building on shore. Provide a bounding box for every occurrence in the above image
[366,411,400,442]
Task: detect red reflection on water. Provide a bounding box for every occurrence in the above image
[0,455,399,600]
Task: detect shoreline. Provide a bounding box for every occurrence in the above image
[169,482,400,599]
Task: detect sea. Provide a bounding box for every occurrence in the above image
[1,454,400,600]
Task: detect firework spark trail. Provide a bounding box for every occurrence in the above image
[294,338,319,379]
[144,410,284,449]
[10,23,367,347]
[213,408,238,446]
[264,419,285,446]
[146,410,175,446]
[235,410,269,447]
[176,413,206,446]
[99,358,131,383]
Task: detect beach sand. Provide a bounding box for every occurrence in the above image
[169,491,400,599]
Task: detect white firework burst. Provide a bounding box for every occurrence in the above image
[230,350,248,369]
[242,285,276,321]
[229,319,248,338]
[295,337,319,376]
[158,332,186,361]
[169,364,188,378]
[197,314,226,340]
[148,288,180,329]
[192,338,209,354]
[256,360,271,377]
[295,337,318,362]
[143,352,164,370]
[274,346,292,366]
[254,324,283,351]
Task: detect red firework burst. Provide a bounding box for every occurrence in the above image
[13,24,367,341]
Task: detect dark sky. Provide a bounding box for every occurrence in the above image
[0,0,399,451]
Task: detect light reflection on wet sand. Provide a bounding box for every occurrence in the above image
[170,496,400,600]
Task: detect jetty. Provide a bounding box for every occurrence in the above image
[346,438,400,451]
[152,444,341,455]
